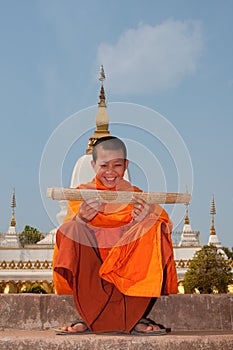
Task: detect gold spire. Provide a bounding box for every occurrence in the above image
[99,64,106,81]
[184,186,190,224]
[98,85,106,107]
[184,205,190,225]
[210,195,216,235]
[10,189,16,227]
[86,65,110,154]
[98,65,106,107]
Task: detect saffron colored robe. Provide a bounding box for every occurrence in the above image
[53,177,178,332]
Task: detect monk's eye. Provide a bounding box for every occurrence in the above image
[100,164,107,168]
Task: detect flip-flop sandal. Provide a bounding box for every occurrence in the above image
[130,318,167,336]
[52,319,92,335]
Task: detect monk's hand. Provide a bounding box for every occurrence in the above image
[132,196,150,222]
[77,198,102,223]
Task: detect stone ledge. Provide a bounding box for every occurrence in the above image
[0,330,233,350]
[0,294,232,331]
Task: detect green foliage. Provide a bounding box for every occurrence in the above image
[22,283,47,294]
[19,225,44,247]
[183,245,233,294]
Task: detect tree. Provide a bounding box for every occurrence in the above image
[19,225,44,247]
[183,245,233,294]
[22,283,47,294]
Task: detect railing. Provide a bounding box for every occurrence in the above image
[0,260,52,269]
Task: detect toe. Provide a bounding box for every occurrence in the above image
[151,324,161,331]
[68,323,87,333]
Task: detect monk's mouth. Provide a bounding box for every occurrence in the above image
[104,177,117,182]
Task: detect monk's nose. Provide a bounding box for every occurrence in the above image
[105,165,114,172]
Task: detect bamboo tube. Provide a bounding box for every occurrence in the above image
[47,187,191,204]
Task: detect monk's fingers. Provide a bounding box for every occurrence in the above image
[132,199,150,221]
[80,207,99,220]
[86,202,101,212]
[85,206,99,215]
[132,207,141,215]
[133,196,147,209]
[132,196,145,203]
[132,211,147,222]
[81,197,99,205]
[81,198,101,211]
[132,212,143,222]
[78,199,101,222]
[133,200,149,215]
[142,203,150,215]
[133,203,144,212]
[132,207,143,218]
[86,199,105,213]
[78,207,98,222]
[132,205,145,216]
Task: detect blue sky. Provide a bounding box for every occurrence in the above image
[0,0,232,248]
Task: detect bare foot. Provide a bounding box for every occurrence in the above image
[61,322,88,333]
[134,322,161,333]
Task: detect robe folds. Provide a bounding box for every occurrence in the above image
[53,177,178,332]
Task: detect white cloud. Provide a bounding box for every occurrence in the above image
[97,19,203,95]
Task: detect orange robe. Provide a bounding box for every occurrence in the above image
[53,177,177,332]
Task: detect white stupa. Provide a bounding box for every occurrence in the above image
[178,205,201,247]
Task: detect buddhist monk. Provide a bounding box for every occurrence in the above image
[53,136,178,335]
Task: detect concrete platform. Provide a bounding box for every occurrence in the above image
[0,294,232,331]
[0,294,232,349]
[0,330,233,350]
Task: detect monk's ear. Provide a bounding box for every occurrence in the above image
[124,159,129,169]
[91,160,95,169]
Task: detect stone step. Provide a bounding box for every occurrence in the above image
[0,330,233,350]
[1,294,233,332]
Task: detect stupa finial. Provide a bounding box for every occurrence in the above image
[210,195,216,235]
[98,65,106,107]
[86,66,110,154]
[10,189,16,227]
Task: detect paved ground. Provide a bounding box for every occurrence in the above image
[0,329,233,350]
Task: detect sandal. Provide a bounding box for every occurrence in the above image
[52,319,91,335]
[131,318,166,335]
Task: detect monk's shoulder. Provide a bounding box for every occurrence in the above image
[132,185,142,193]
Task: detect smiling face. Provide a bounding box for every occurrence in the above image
[91,146,129,188]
